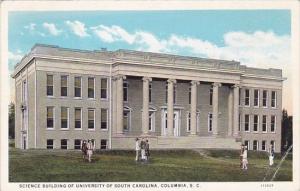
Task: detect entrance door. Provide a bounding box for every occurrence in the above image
[161,110,180,136]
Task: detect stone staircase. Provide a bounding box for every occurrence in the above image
[111,136,241,150]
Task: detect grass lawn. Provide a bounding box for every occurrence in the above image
[9,148,292,182]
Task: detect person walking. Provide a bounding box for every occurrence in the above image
[87,139,95,163]
[135,138,140,162]
[140,138,146,161]
[269,145,275,166]
[242,146,248,171]
[81,140,88,161]
[145,139,150,162]
[240,144,245,168]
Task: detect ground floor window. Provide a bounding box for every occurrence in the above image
[74,139,81,150]
[270,140,275,150]
[123,106,131,131]
[244,140,250,150]
[253,140,258,151]
[187,112,191,132]
[149,111,155,131]
[101,139,108,150]
[208,113,213,132]
[262,140,266,151]
[47,139,54,149]
[61,139,68,149]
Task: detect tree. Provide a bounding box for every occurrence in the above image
[281,109,292,153]
[8,102,15,139]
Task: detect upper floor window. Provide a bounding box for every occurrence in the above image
[61,107,69,129]
[208,113,213,132]
[262,90,268,107]
[239,88,241,105]
[88,77,95,98]
[253,115,259,132]
[271,91,277,108]
[271,115,276,132]
[244,89,250,106]
[165,82,168,103]
[173,84,176,104]
[244,114,250,132]
[100,78,108,99]
[61,75,68,97]
[149,82,152,103]
[188,86,191,104]
[262,115,267,132]
[74,108,82,129]
[22,81,27,102]
[101,108,108,130]
[47,106,54,129]
[74,76,81,98]
[88,109,95,130]
[123,81,128,102]
[47,74,53,96]
[254,89,259,107]
[239,114,241,131]
[209,87,213,105]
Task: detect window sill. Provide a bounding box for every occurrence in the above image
[100,129,108,131]
[100,98,109,101]
[60,96,69,99]
[60,128,69,131]
[46,128,55,130]
[87,98,96,100]
[74,97,82,100]
[74,128,83,130]
[88,129,95,131]
[47,96,55,99]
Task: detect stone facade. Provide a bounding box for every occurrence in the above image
[13,44,284,152]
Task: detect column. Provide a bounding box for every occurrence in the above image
[233,84,240,136]
[190,81,199,135]
[212,82,221,135]
[142,77,152,135]
[116,75,125,134]
[227,87,233,136]
[167,79,176,136]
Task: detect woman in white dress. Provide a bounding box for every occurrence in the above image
[87,140,94,163]
[242,146,248,170]
[269,146,274,166]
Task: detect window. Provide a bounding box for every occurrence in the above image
[74,76,81,98]
[47,74,53,96]
[123,80,128,102]
[244,89,250,106]
[123,111,130,131]
[149,82,152,103]
[188,86,191,104]
[100,139,108,150]
[101,108,108,130]
[47,107,54,129]
[61,107,69,129]
[262,90,268,107]
[61,139,68,149]
[253,115,259,132]
[262,140,266,151]
[74,139,81,150]
[271,91,277,108]
[47,139,54,149]
[22,81,27,102]
[74,108,82,129]
[209,87,213,105]
[270,140,275,151]
[61,75,68,97]
[173,84,176,104]
[88,109,95,130]
[238,114,241,131]
[244,114,250,132]
[244,140,250,150]
[187,112,191,132]
[271,115,276,132]
[165,82,168,103]
[88,77,95,98]
[239,88,241,105]
[262,115,267,132]
[254,89,259,107]
[208,113,213,132]
[100,78,108,99]
[253,140,258,151]
[149,111,155,131]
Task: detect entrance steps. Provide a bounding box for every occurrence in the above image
[111,135,241,150]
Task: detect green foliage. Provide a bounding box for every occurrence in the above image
[9,148,292,182]
[8,102,15,139]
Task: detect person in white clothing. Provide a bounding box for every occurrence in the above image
[135,138,140,161]
[87,139,95,163]
[140,138,146,161]
[269,145,275,166]
[242,146,248,170]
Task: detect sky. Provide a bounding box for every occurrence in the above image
[8,10,292,112]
